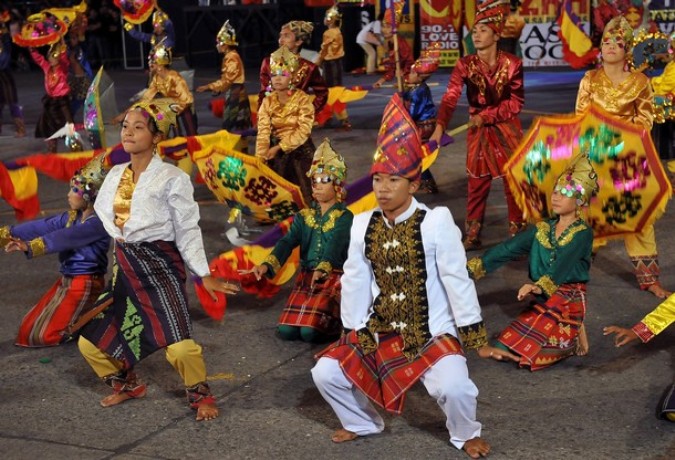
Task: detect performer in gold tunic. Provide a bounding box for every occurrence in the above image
[196,20,251,134]
[256,46,315,204]
[316,5,351,130]
[575,16,671,299]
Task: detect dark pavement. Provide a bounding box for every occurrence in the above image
[0,66,673,460]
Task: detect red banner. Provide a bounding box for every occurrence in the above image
[419,0,462,67]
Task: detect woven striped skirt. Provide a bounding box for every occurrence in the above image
[222,83,252,132]
[81,241,192,369]
[16,274,104,347]
[497,283,586,371]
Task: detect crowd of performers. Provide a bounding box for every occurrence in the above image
[3,0,675,457]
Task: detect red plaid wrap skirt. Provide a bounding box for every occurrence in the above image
[498,283,586,371]
[316,330,464,414]
[279,269,341,336]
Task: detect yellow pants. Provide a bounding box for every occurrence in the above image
[78,336,207,387]
[593,224,657,257]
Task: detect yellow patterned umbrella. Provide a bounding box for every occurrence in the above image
[192,145,307,224]
[505,104,671,239]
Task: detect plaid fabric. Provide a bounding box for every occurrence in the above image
[81,241,192,369]
[316,330,463,414]
[268,138,315,205]
[279,269,341,335]
[16,274,104,347]
[498,283,586,371]
[222,83,252,131]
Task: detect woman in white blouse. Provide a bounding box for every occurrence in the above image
[78,99,237,421]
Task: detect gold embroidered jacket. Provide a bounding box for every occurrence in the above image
[142,69,194,113]
[263,203,353,276]
[467,219,593,298]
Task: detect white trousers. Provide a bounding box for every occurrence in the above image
[311,354,482,449]
[358,42,378,74]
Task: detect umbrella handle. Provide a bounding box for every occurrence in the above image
[447,123,469,137]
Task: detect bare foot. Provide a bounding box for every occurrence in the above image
[100,385,146,407]
[196,402,219,421]
[463,437,490,458]
[647,283,671,299]
[331,428,358,443]
[575,323,589,356]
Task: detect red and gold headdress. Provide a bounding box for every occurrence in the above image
[474,0,509,34]
[602,16,634,51]
[371,93,422,181]
[383,0,404,27]
[411,42,441,76]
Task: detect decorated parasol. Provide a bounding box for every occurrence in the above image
[505,104,671,240]
[114,0,156,25]
[192,144,307,224]
[84,67,118,149]
[12,12,68,47]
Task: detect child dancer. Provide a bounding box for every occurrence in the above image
[196,20,251,145]
[576,16,671,299]
[249,139,352,342]
[256,46,315,204]
[403,44,441,193]
[78,99,237,421]
[316,5,351,130]
[468,155,598,370]
[1,155,109,347]
[116,40,197,137]
[372,5,413,89]
[30,40,73,152]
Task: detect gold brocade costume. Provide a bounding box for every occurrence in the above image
[142,70,194,113]
[319,28,344,61]
[575,68,654,129]
[206,50,245,93]
[255,90,314,155]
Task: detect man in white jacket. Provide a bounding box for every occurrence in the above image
[312,94,516,458]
